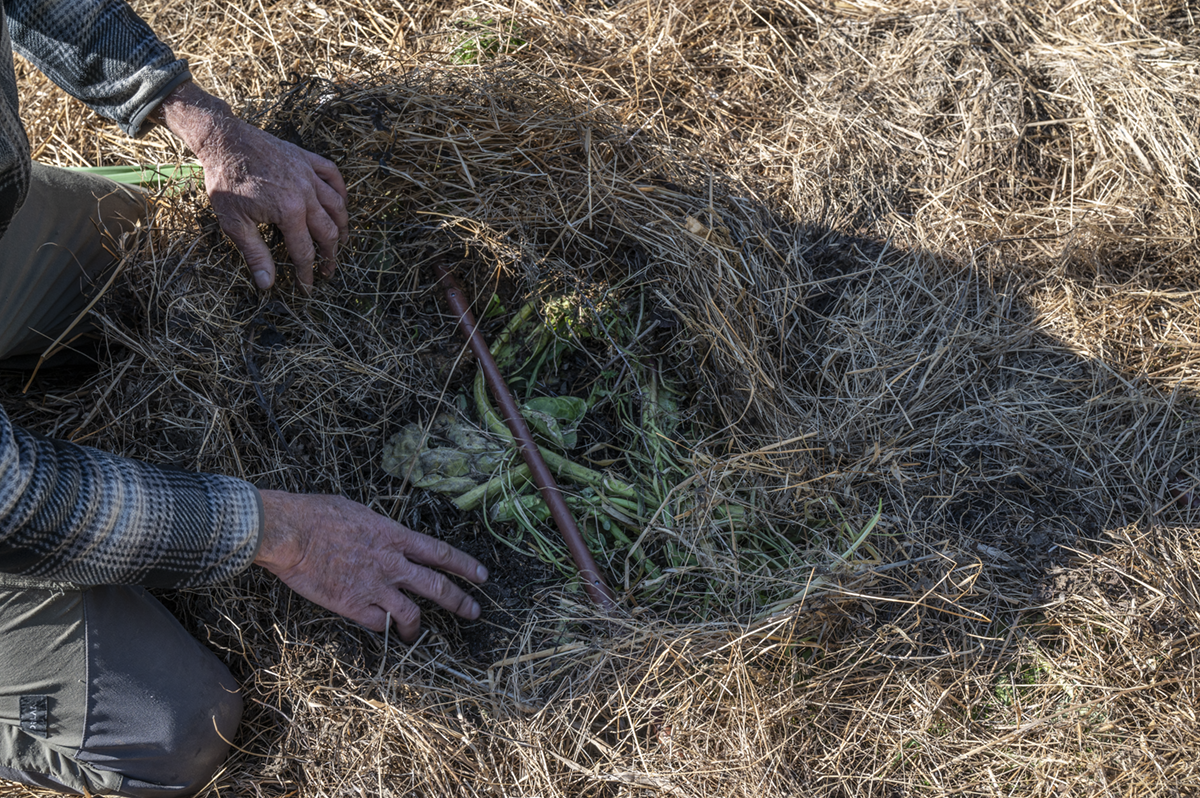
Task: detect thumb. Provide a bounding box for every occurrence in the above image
[223,216,276,289]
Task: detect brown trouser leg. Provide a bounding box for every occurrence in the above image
[0,162,146,366]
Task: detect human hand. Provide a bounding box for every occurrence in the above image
[255,491,488,640]
[155,81,349,292]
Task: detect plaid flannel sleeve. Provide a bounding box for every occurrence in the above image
[0,404,263,588]
[4,0,191,135]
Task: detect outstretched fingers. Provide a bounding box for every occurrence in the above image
[405,533,489,585]
[309,154,349,238]
[342,595,424,641]
[278,211,317,291]
[363,595,423,640]
[280,170,345,286]
[308,152,349,202]
[308,190,343,277]
[257,491,488,643]
[390,559,482,622]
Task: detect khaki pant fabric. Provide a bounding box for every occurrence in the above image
[0,162,145,367]
[0,165,244,795]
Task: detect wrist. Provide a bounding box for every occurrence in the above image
[152,81,238,158]
[255,489,305,575]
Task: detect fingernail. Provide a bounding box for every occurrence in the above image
[253,270,271,289]
[470,600,481,619]
[476,565,489,582]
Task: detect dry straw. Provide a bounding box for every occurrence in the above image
[5,0,1200,794]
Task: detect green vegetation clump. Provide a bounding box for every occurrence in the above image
[383,291,881,615]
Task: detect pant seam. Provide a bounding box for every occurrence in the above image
[77,586,132,795]
[76,587,92,767]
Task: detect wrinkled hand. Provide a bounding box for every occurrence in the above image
[155,81,349,292]
[256,491,488,640]
[200,124,348,291]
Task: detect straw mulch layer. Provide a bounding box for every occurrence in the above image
[5,0,1200,795]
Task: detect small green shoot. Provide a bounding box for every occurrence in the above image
[67,163,203,192]
[451,18,527,65]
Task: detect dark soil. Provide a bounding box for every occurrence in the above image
[441,518,560,665]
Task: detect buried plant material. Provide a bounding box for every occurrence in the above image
[433,261,617,609]
[383,288,882,615]
[381,412,507,496]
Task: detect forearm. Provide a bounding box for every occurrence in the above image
[0,407,262,588]
[6,0,190,135]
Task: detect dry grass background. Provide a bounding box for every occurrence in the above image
[4,0,1200,795]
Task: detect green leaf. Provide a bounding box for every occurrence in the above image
[67,163,203,191]
[482,294,506,320]
[524,395,588,423]
[521,396,588,451]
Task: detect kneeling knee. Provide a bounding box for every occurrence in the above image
[84,679,243,797]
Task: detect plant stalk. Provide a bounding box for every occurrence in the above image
[435,257,618,611]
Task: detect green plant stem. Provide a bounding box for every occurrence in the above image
[472,366,640,500]
[454,463,534,511]
[490,301,539,370]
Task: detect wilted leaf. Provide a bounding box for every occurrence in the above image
[521,396,588,451]
[381,414,508,496]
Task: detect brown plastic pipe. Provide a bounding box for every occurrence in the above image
[435,259,618,611]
